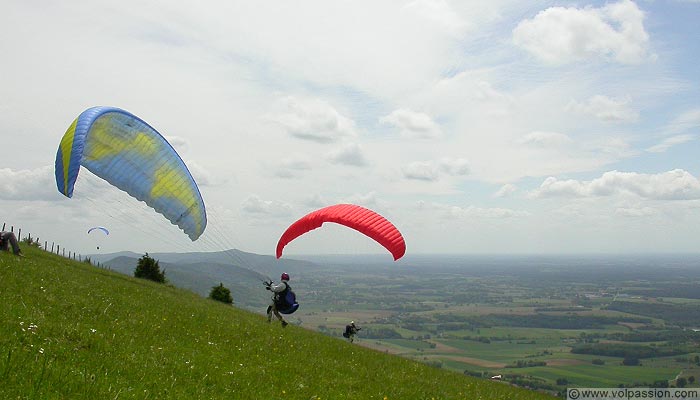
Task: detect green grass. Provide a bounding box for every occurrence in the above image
[0,247,555,399]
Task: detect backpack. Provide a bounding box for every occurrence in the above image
[276,283,299,315]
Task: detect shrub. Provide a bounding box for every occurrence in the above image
[209,283,233,305]
[134,253,165,283]
[622,357,640,366]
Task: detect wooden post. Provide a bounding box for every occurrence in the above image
[57,245,60,255]
[51,243,55,253]
[1,223,5,231]
[17,229,21,241]
[62,248,65,257]
[44,241,47,251]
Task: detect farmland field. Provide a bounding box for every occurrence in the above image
[286,254,700,391]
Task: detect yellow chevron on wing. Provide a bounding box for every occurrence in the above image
[59,118,79,195]
[83,114,159,161]
[151,163,203,232]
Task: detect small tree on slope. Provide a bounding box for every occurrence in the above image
[134,253,166,283]
[209,283,234,305]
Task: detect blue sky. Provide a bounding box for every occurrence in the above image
[1,0,699,257]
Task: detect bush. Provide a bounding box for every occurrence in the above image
[622,357,640,366]
[209,283,233,305]
[134,253,166,283]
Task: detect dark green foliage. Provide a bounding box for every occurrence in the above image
[607,330,700,343]
[688,376,695,384]
[622,357,640,366]
[605,301,700,327]
[361,327,402,339]
[209,282,233,305]
[676,377,687,387]
[134,253,165,283]
[572,343,690,359]
[592,359,605,365]
[507,360,547,368]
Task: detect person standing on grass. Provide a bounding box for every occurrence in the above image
[343,321,361,343]
[0,231,23,256]
[265,272,291,327]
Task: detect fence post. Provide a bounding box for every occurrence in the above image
[51,243,55,253]
[44,241,47,251]
[62,249,65,257]
[1,223,4,231]
[57,245,60,255]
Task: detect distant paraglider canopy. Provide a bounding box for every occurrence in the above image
[87,226,109,235]
[276,204,406,260]
[55,106,207,241]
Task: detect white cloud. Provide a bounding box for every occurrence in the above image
[518,131,573,148]
[303,194,328,208]
[273,155,313,179]
[666,108,700,135]
[530,169,700,200]
[615,206,656,217]
[646,134,695,153]
[380,108,443,139]
[494,183,517,198]
[271,97,357,143]
[0,166,59,201]
[165,135,190,153]
[418,201,530,219]
[341,192,381,209]
[326,143,368,167]
[404,0,469,37]
[402,157,470,181]
[513,0,652,65]
[241,195,292,216]
[566,95,639,122]
[402,161,441,181]
[183,160,216,186]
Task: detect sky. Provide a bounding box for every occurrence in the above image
[1,0,700,258]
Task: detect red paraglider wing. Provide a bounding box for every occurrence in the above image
[276,204,406,260]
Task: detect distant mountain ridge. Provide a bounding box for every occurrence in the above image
[88,249,318,310]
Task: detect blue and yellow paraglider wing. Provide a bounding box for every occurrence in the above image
[55,106,207,241]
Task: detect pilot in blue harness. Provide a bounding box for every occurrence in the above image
[265,272,298,327]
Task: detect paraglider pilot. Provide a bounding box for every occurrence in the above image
[0,231,23,257]
[265,272,291,327]
[343,321,361,343]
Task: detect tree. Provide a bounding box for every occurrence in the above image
[209,283,233,305]
[676,377,687,388]
[134,253,165,283]
[622,357,640,366]
[688,376,695,384]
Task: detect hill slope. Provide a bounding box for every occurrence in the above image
[0,247,554,399]
[101,256,271,309]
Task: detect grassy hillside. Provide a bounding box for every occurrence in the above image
[101,256,270,309]
[0,246,554,399]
